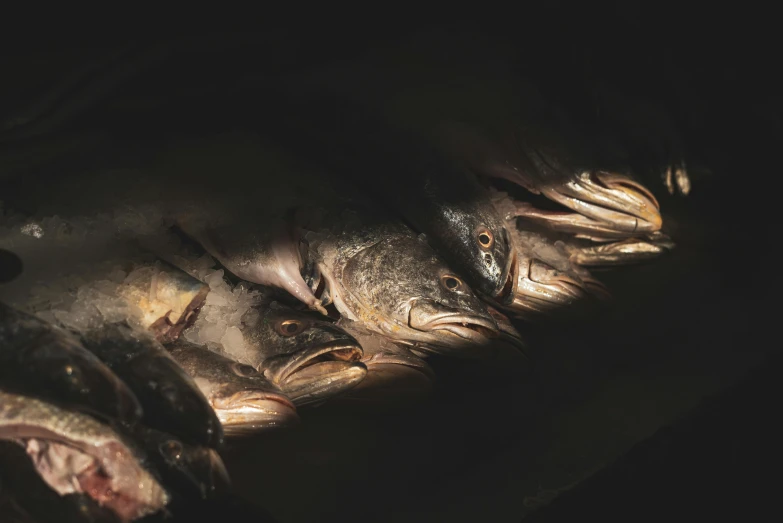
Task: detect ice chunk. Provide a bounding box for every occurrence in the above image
[221,326,246,360]
[20,223,44,238]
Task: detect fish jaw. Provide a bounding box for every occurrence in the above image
[213,390,299,434]
[407,299,524,356]
[565,233,676,267]
[511,169,663,239]
[260,339,366,406]
[280,360,368,407]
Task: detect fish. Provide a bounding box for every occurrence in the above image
[295,205,525,358]
[0,389,169,522]
[239,288,368,407]
[553,232,676,268]
[266,34,661,244]
[252,84,517,307]
[0,301,142,424]
[438,120,664,241]
[116,260,209,344]
[335,319,434,404]
[79,322,223,449]
[167,341,299,434]
[175,209,328,316]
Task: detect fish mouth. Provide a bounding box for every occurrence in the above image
[280,360,368,407]
[567,233,676,267]
[263,340,366,406]
[495,247,603,316]
[515,170,663,239]
[408,300,524,354]
[213,390,299,434]
[265,340,364,386]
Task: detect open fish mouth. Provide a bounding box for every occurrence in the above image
[408,300,523,353]
[567,233,676,267]
[513,168,663,240]
[263,341,364,386]
[280,360,367,407]
[213,390,299,434]
[495,247,605,316]
[260,341,366,406]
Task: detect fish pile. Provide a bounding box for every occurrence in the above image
[0,35,689,522]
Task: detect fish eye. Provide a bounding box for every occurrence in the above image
[231,362,259,378]
[159,440,183,461]
[441,275,463,291]
[476,227,494,250]
[276,319,305,337]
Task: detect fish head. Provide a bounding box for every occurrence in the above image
[340,235,524,357]
[520,137,663,236]
[167,343,299,434]
[252,303,366,406]
[492,229,610,317]
[208,362,299,435]
[428,202,515,300]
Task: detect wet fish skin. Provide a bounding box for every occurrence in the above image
[167,341,299,434]
[261,89,515,302]
[0,301,142,424]
[0,390,169,522]
[79,322,224,449]
[174,207,328,315]
[299,205,523,357]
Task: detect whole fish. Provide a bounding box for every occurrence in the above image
[80,322,223,449]
[335,319,434,403]
[295,205,525,357]
[238,289,368,407]
[0,301,141,424]
[0,389,169,522]
[167,341,299,434]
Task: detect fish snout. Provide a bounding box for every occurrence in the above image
[408,299,524,354]
[214,389,299,434]
[551,170,663,233]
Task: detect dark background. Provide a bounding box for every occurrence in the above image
[1,6,780,522]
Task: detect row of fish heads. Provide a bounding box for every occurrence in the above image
[0,236,521,521]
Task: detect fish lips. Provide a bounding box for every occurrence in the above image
[261,340,366,406]
[213,390,299,435]
[407,299,524,356]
